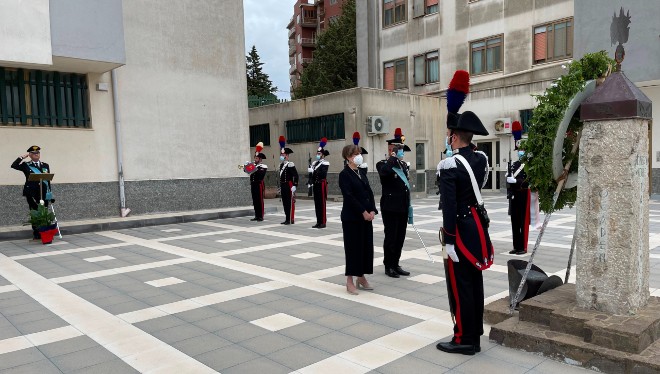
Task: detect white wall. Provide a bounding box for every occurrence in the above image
[0,0,52,67]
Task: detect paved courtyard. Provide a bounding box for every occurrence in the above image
[1,192,659,373]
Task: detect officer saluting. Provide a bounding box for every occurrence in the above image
[309,138,329,228]
[376,128,412,278]
[437,70,494,355]
[278,136,298,225]
[11,146,53,240]
[246,142,268,222]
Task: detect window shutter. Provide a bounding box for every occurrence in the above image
[426,0,439,6]
[414,56,425,85]
[413,0,424,17]
[384,65,395,90]
[534,27,547,62]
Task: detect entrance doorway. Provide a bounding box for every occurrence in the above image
[475,140,500,192]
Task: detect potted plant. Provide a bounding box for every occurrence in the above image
[24,202,58,244]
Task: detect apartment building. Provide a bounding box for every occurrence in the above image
[1,0,250,226]
[287,0,346,92]
[357,0,575,191]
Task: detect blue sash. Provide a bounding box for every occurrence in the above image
[28,165,53,200]
[393,167,414,224]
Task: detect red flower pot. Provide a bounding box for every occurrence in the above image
[38,224,58,245]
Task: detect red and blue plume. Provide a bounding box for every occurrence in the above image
[394,128,403,142]
[352,132,360,145]
[512,121,523,141]
[278,136,286,149]
[447,70,470,114]
[319,137,327,148]
[255,142,264,153]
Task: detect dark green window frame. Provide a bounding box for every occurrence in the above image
[250,123,271,147]
[519,108,533,133]
[0,67,90,128]
[285,113,345,143]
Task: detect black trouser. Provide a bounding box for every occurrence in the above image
[26,196,49,239]
[280,182,295,223]
[510,189,530,252]
[446,257,484,346]
[251,181,264,219]
[313,180,327,225]
[381,210,408,269]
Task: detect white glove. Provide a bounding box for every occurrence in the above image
[291,186,296,193]
[307,167,313,173]
[446,244,459,262]
[506,176,517,184]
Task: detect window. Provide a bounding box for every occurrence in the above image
[413,0,438,17]
[383,58,407,90]
[330,0,338,4]
[250,124,271,146]
[414,51,439,85]
[519,109,533,133]
[285,113,345,143]
[0,67,90,128]
[383,0,406,27]
[534,18,573,64]
[470,35,503,75]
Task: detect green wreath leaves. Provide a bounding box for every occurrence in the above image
[521,51,615,213]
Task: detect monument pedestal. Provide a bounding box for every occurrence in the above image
[487,285,660,373]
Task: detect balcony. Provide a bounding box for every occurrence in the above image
[300,16,317,27]
[301,37,316,47]
[289,45,296,56]
[288,27,295,38]
[302,58,314,65]
[289,64,298,74]
[287,16,295,28]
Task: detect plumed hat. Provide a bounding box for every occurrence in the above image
[352,132,368,154]
[446,70,489,136]
[317,137,329,156]
[512,121,523,150]
[279,136,293,155]
[254,142,266,159]
[385,128,411,151]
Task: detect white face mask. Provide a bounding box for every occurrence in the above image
[353,154,364,166]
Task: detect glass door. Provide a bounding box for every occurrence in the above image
[475,140,499,192]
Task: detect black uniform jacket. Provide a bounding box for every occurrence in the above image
[376,156,410,213]
[250,164,267,184]
[338,165,377,222]
[11,158,51,198]
[507,160,529,191]
[439,146,494,270]
[311,160,329,183]
[279,161,298,186]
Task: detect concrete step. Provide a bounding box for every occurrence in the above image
[490,315,660,374]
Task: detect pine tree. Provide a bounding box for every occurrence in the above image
[246,45,277,97]
[293,0,356,99]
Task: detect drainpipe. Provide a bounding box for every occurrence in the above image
[111,69,130,217]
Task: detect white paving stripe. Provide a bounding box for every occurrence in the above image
[0,252,215,373]
[215,238,240,244]
[50,258,196,284]
[11,243,132,260]
[144,277,186,288]
[0,284,19,294]
[83,255,116,263]
[0,326,84,355]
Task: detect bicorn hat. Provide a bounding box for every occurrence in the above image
[352,132,368,154]
[385,128,412,151]
[278,136,293,155]
[446,70,489,136]
[254,142,267,159]
[512,121,523,150]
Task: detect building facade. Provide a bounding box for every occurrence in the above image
[287,0,346,92]
[0,0,250,227]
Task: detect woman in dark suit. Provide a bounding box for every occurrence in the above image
[338,144,378,295]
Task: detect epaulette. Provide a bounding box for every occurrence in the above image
[439,157,457,170]
[287,162,295,167]
[358,163,368,169]
[257,164,268,169]
[321,161,330,166]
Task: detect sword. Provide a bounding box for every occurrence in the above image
[411,223,434,263]
[49,203,63,239]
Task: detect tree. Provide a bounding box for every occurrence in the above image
[246,45,277,97]
[293,0,356,99]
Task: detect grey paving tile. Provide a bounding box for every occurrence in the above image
[453,354,529,374]
[239,332,298,355]
[266,343,332,370]
[481,345,546,369]
[0,359,63,374]
[194,345,260,371]
[305,331,366,355]
[0,324,23,340]
[150,323,208,344]
[411,343,473,369]
[277,322,333,342]
[133,315,187,333]
[14,317,68,335]
[49,346,118,373]
[0,348,49,371]
[376,354,450,374]
[530,359,604,373]
[340,321,396,341]
[217,322,271,343]
[313,312,362,330]
[371,311,422,329]
[174,306,224,323]
[221,356,291,374]
[193,314,244,332]
[37,336,99,358]
[170,333,233,356]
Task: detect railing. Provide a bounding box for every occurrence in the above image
[300,17,317,27]
[301,38,316,46]
[289,45,296,56]
[302,58,314,65]
[248,95,287,109]
[289,64,298,74]
[288,27,295,38]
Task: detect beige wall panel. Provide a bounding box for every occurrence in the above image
[0,0,52,67]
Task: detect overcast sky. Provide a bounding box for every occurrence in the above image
[243,0,293,100]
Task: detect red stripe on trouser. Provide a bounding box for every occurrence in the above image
[448,259,463,343]
[288,181,295,222]
[259,181,264,218]
[322,180,327,224]
[523,189,530,252]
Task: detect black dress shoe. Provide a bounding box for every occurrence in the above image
[317,224,326,229]
[312,224,320,228]
[508,249,526,255]
[250,218,259,221]
[436,341,476,355]
[281,221,290,225]
[256,218,263,221]
[385,268,400,278]
[394,266,410,276]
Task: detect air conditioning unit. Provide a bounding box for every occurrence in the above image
[367,116,390,135]
[493,117,512,134]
